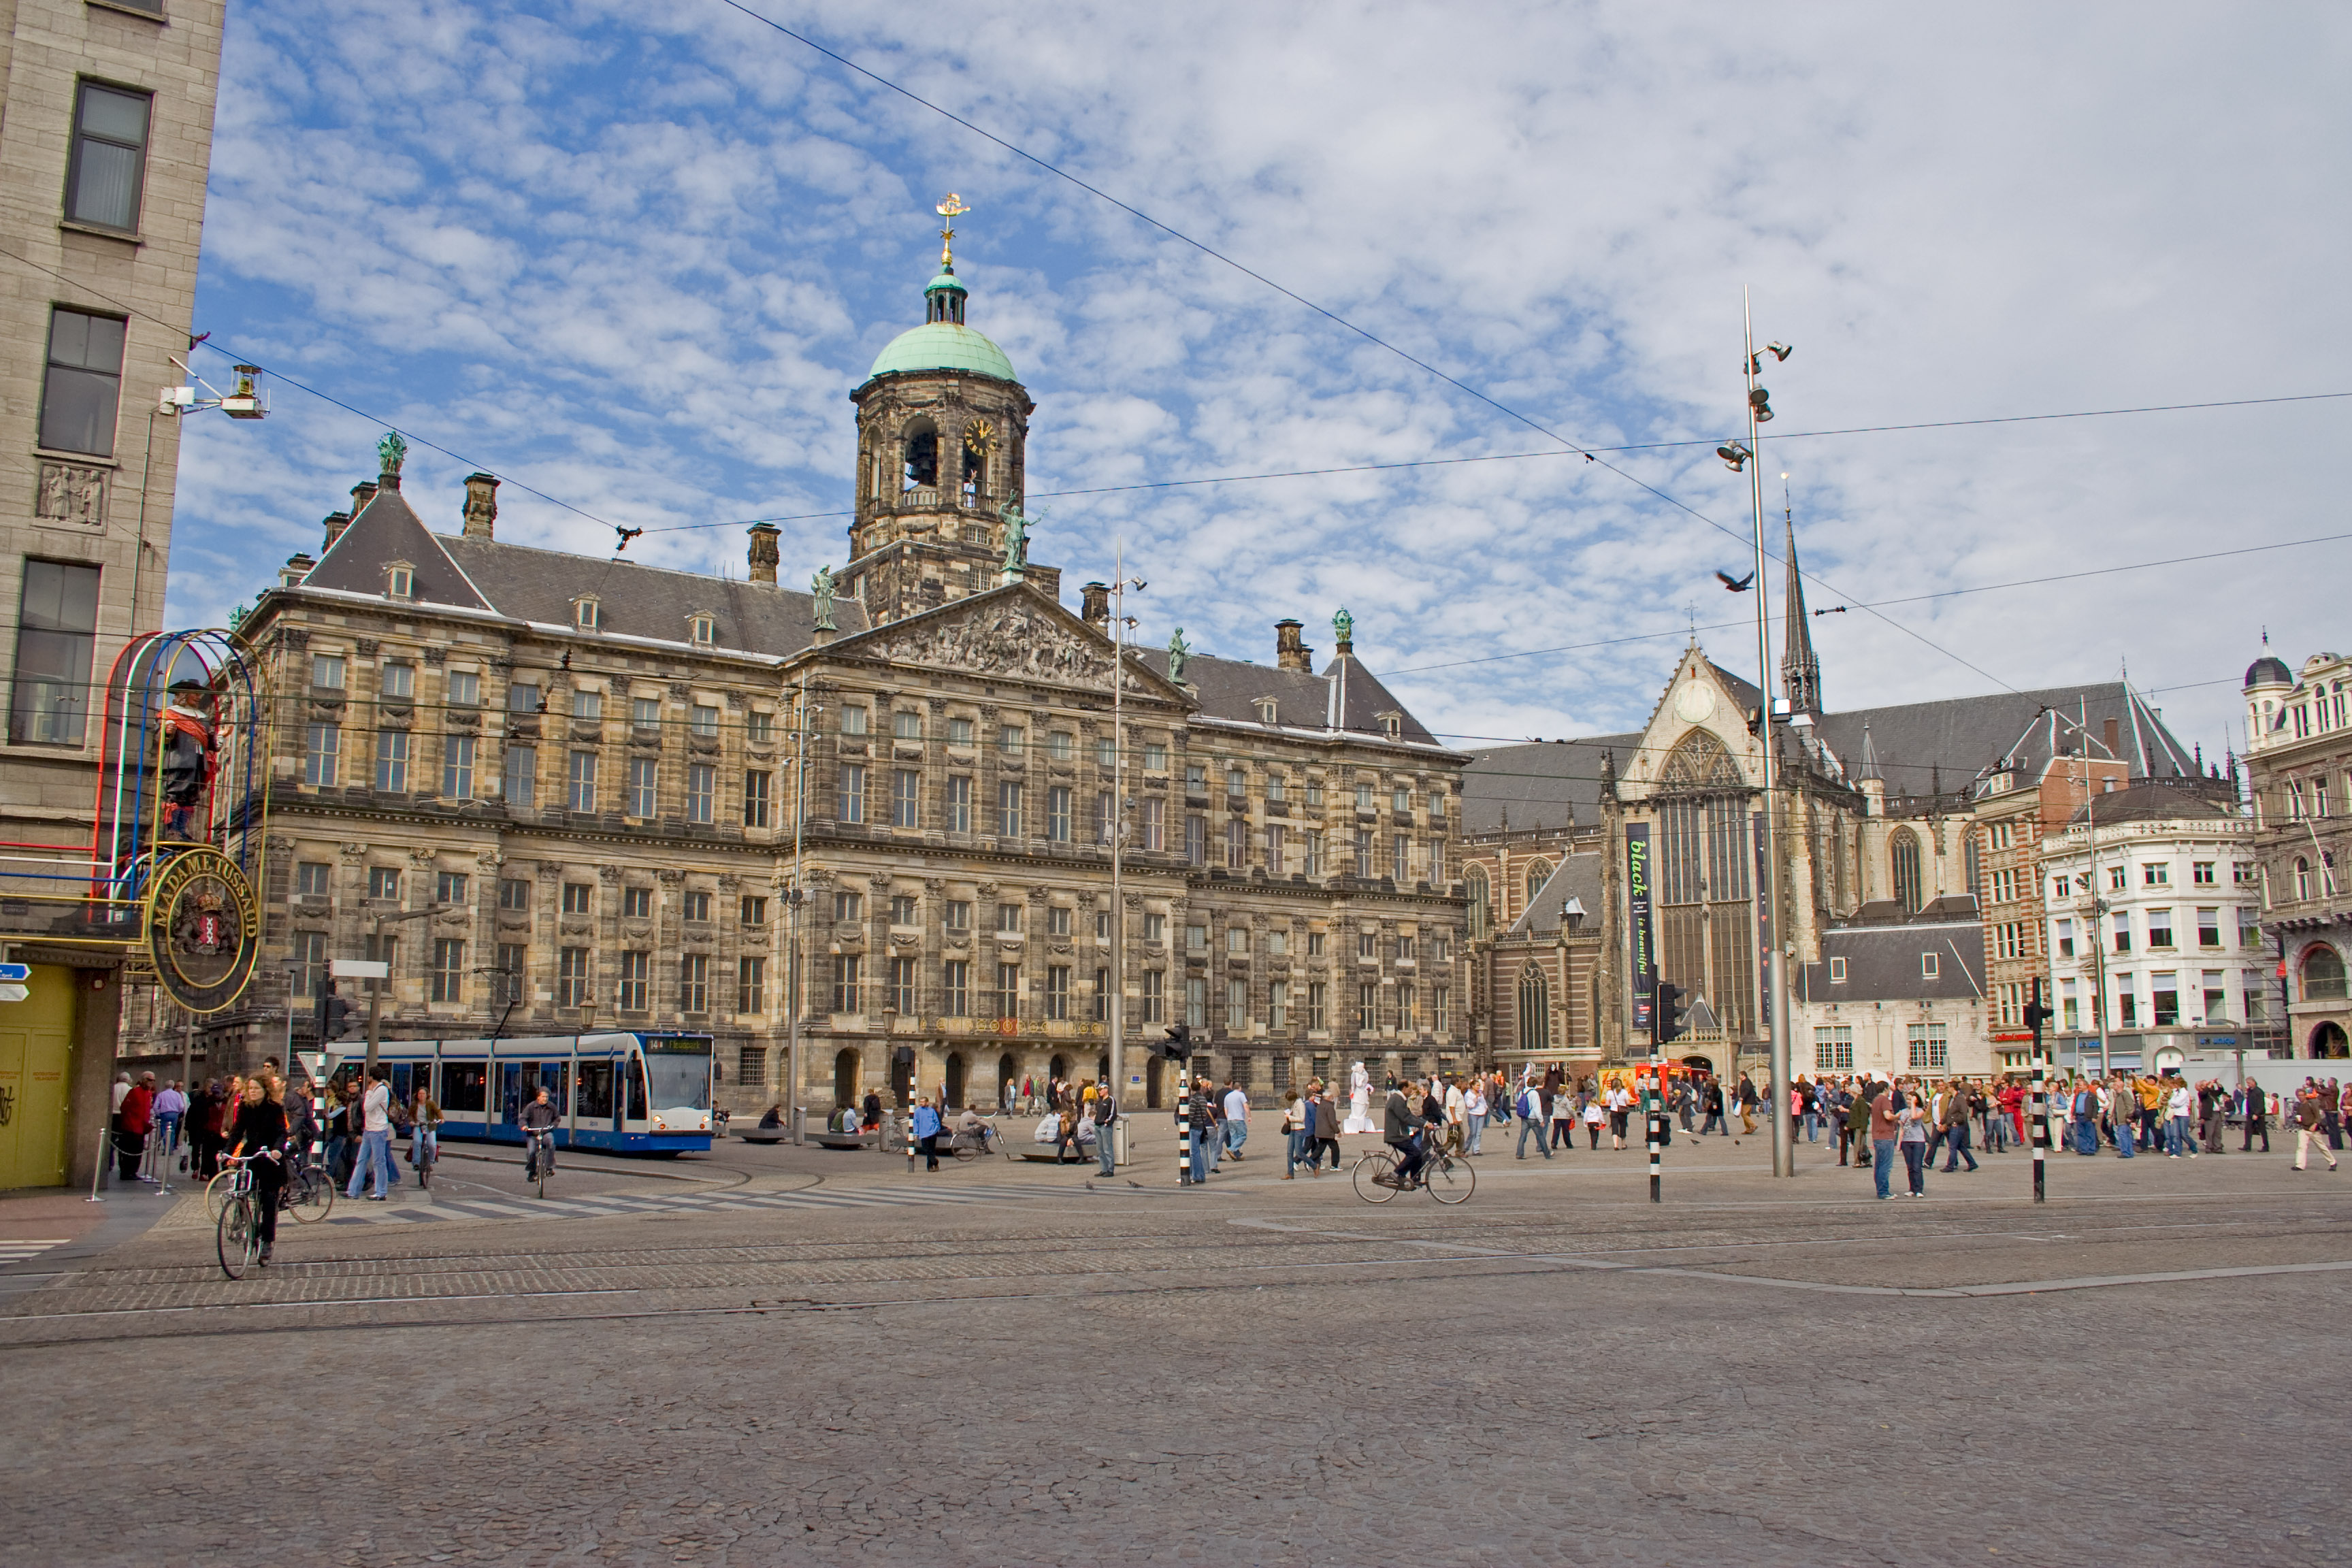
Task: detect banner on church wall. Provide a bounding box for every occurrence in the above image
[1753,810,1772,1028]
[1627,823,1655,1037]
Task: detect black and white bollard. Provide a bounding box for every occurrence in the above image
[1647,1109,1663,1203]
[1177,1076,1192,1184]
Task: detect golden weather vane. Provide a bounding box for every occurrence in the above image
[936,193,970,268]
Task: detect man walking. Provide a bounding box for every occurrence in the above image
[1516,1080,1553,1160]
[346,1068,398,1201]
[1222,1079,1250,1161]
[2242,1081,2270,1152]
[2292,1088,2339,1172]
[116,1072,154,1182]
[1940,1080,1980,1173]
[1865,1079,1899,1199]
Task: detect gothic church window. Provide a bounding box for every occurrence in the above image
[1524,859,1552,908]
[1891,829,1924,913]
[1517,967,1550,1052]
[1465,864,1490,938]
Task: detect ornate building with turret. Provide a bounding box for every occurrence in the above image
[150,231,1474,1114]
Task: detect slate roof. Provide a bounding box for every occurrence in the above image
[1130,649,1445,748]
[2064,779,2238,827]
[1507,851,1605,936]
[298,483,870,654]
[1794,918,1988,1005]
[1461,673,2206,833]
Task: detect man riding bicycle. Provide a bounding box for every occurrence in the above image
[1384,1079,1429,1188]
[520,1087,560,1181]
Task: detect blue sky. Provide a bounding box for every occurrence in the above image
[167,1,2352,761]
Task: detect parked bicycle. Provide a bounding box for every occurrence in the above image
[947,1120,1017,1162]
[1352,1139,1475,1205]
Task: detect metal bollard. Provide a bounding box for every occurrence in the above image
[1647,1111,1663,1203]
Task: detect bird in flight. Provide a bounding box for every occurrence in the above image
[1716,570,1755,592]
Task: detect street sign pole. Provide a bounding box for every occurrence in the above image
[2024,977,2052,1204]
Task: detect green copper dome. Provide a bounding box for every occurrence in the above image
[862,265,1018,384]
[866,323,1018,382]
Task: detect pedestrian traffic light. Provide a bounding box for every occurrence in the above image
[1149,1024,1194,1062]
[318,987,355,1041]
[1654,982,1686,1045]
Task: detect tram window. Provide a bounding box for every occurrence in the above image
[390,1064,414,1104]
[441,1062,487,1113]
[537,1062,566,1114]
[625,1056,648,1120]
[575,1061,615,1120]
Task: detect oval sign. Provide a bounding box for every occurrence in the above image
[145,847,260,1014]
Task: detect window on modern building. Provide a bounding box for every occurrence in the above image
[833,890,863,924]
[557,947,592,1008]
[945,899,971,932]
[561,882,593,914]
[2142,862,2170,886]
[303,721,340,786]
[679,954,710,1014]
[10,561,101,745]
[830,954,862,1013]
[941,959,970,1016]
[2193,861,2217,886]
[685,762,715,823]
[568,751,598,811]
[2201,970,2227,1022]
[2193,907,2221,948]
[681,890,711,923]
[430,939,466,1004]
[65,81,151,232]
[740,894,767,928]
[2106,864,2127,892]
[621,886,653,919]
[839,763,866,824]
[2146,908,2174,949]
[2150,972,2180,1027]
[738,956,766,1014]
[2112,913,2132,953]
[374,730,409,792]
[1047,785,1072,843]
[996,780,1022,836]
[742,769,770,828]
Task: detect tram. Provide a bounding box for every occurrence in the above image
[355,1032,715,1155]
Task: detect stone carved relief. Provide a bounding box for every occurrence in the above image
[860,600,1122,687]
[35,461,105,527]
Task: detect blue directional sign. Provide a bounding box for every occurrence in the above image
[0,962,28,981]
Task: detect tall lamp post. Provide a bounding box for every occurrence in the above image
[1107,547,1146,1162]
[362,903,444,1077]
[1727,293,1795,1178]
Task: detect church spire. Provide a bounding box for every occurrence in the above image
[1780,487,1822,716]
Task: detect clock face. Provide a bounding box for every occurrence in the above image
[1673,682,1716,723]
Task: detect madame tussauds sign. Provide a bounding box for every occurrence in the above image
[146,847,259,1013]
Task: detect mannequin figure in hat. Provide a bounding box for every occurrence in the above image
[159,679,216,840]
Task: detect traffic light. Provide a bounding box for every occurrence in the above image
[318,986,355,1041]
[1654,982,1687,1045]
[2022,981,2055,1036]
[1149,1024,1194,1062]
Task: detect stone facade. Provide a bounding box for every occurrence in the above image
[2240,649,2352,1059]
[158,259,1472,1109]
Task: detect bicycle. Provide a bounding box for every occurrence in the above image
[948,1122,1018,1162]
[523,1128,555,1198]
[282,1152,336,1224]
[1352,1139,1475,1205]
[214,1153,276,1278]
[412,1128,438,1190]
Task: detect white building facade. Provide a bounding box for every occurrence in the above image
[2040,781,2263,1075]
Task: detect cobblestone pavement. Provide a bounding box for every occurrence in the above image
[1,1132,2346,1566]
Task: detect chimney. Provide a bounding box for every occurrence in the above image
[747,523,781,586]
[2102,715,2121,759]
[1080,582,1109,628]
[1275,619,1313,672]
[321,511,352,551]
[350,480,378,517]
[461,472,500,540]
[280,553,316,587]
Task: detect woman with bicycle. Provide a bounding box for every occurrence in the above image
[223,1077,289,1267]
[409,1083,442,1186]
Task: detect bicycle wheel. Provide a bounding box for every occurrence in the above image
[417,1149,433,1190]
[1426,1151,1476,1205]
[216,1197,258,1279]
[953,1140,979,1162]
[287,1166,334,1224]
[1352,1149,1401,1204]
[205,1169,236,1223]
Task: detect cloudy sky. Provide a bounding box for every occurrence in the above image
[168,1,2352,762]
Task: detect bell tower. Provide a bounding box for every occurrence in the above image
[843,195,1047,623]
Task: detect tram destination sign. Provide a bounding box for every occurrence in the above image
[642,1034,715,1054]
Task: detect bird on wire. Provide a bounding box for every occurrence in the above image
[1716,570,1756,592]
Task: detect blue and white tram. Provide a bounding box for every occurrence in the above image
[363,1032,715,1155]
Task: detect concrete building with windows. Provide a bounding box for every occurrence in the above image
[170,250,1473,1113]
[0,0,227,1188]
[2038,779,2261,1074]
[2240,648,2352,1060]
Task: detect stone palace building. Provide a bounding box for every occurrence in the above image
[178,245,1474,1112]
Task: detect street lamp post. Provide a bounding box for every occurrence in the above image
[1107,548,1146,1163]
[363,904,443,1077]
[1737,293,1795,1179]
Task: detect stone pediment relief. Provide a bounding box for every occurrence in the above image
[850,595,1162,694]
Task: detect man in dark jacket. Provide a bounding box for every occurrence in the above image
[2242,1081,2270,1152]
[1384,1081,1426,1188]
